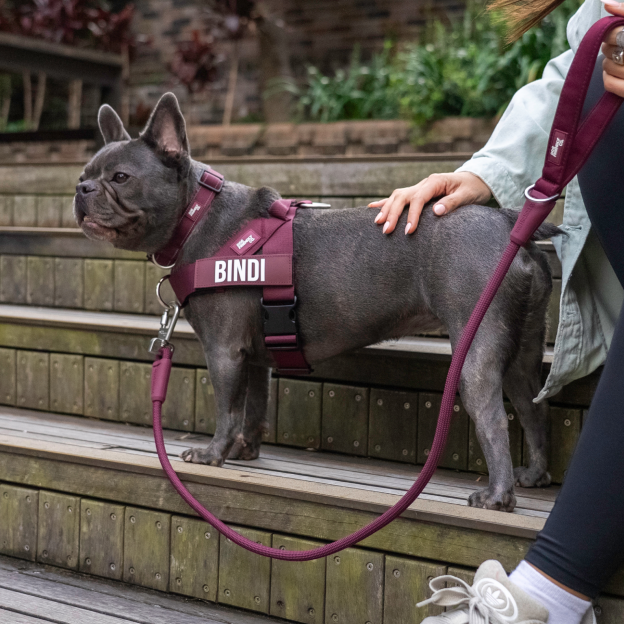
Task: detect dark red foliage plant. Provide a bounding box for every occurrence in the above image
[169,30,220,93]
[0,0,135,53]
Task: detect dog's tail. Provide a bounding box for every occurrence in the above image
[498,207,563,241]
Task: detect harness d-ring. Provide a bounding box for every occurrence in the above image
[156,275,179,310]
[148,254,176,270]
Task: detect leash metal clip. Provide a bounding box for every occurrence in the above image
[149,304,181,354]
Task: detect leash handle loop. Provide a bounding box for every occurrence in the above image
[511,16,624,246]
[537,16,624,195]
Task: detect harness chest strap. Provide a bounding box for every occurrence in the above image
[167,196,312,375]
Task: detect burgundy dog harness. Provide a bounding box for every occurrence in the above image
[149,16,624,561]
[151,169,312,374]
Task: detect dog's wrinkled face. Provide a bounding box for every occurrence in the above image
[75,93,192,253]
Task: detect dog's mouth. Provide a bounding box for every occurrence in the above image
[75,204,119,243]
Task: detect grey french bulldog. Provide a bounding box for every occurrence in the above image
[75,93,559,512]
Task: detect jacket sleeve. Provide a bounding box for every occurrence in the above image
[455,50,574,209]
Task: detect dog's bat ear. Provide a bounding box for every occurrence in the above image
[140,93,190,161]
[98,105,131,144]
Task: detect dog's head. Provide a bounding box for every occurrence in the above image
[74,93,193,253]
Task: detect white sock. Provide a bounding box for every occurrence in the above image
[509,561,592,624]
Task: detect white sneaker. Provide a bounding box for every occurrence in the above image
[417,560,548,623]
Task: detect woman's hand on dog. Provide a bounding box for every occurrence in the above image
[369,172,492,235]
[601,1,624,98]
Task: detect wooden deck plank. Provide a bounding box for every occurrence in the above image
[0,587,131,624]
[0,611,58,624]
[0,554,278,624]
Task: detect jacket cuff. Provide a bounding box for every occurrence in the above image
[455,157,526,210]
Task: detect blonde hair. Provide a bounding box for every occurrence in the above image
[488,0,567,41]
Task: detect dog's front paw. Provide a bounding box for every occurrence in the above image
[228,442,260,460]
[468,487,516,512]
[228,433,261,460]
[514,466,551,488]
[181,447,224,466]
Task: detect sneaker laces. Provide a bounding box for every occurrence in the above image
[417,574,520,624]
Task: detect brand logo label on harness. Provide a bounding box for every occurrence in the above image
[547,129,568,165]
[188,203,202,218]
[230,228,261,255]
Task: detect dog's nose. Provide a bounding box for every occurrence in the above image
[76,180,97,195]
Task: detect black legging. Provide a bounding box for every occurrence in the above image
[525,58,624,598]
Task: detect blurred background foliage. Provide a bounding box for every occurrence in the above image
[286,0,582,125]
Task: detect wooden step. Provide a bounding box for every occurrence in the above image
[0,304,595,483]
[0,228,562,345]
[0,407,621,623]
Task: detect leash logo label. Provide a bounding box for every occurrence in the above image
[230,228,261,255]
[547,129,568,165]
[188,203,202,218]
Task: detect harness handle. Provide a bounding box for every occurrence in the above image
[150,17,624,561]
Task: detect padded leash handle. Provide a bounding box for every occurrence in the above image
[512,16,624,246]
[150,17,624,561]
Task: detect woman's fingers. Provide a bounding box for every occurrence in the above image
[603,24,624,46]
[392,176,449,234]
[603,1,624,20]
[602,55,624,97]
[381,189,412,234]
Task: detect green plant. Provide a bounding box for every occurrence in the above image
[290,0,581,124]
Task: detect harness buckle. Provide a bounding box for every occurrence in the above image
[198,169,224,193]
[261,297,298,338]
[149,304,181,354]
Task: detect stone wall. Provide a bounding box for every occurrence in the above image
[0,118,494,164]
[128,0,464,125]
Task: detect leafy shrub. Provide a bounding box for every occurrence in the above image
[292,0,581,124]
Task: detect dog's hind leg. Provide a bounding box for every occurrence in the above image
[503,342,551,489]
[450,313,517,511]
[227,364,271,460]
[181,353,249,467]
[460,365,517,512]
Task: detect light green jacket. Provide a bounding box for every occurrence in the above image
[456,0,624,401]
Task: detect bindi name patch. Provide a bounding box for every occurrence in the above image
[194,254,292,289]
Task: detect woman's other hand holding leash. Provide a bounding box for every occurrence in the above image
[369,171,492,235]
[600,0,624,96]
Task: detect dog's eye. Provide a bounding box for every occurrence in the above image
[113,172,129,184]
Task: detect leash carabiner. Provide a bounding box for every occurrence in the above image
[149,303,181,354]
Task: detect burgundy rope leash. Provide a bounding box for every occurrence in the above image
[150,17,624,561]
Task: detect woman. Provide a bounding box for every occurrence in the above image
[371,0,624,622]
